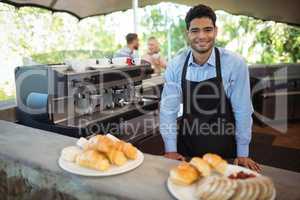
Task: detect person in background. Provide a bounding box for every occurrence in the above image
[142,36,167,75]
[114,33,139,59]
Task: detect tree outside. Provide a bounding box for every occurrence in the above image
[0,2,299,101]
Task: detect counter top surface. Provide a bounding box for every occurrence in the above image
[0,120,299,200]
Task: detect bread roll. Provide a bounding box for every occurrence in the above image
[61,146,83,162]
[86,135,114,153]
[106,148,127,166]
[76,137,88,149]
[169,162,199,185]
[114,141,138,160]
[214,159,228,175]
[203,153,228,174]
[76,150,110,171]
[190,157,211,177]
[203,153,223,167]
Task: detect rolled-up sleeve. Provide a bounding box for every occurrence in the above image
[229,58,254,157]
[159,62,182,152]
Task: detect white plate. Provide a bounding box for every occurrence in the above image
[167,164,276,200]
[59,134,144,176]
[58,150,144,176]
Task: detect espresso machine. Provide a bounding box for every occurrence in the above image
[15,63,157,137]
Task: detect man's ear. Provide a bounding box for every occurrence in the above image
[185,30,190,45]
[186,30,189,37]
[214,26,218,37]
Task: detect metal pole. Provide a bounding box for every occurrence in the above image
[165,10,171,60]
[167,27,171,60]
[132,0,138,33]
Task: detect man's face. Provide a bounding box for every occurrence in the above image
[187,17,217,54]
[148,39,160,54]
[132,38,139,50]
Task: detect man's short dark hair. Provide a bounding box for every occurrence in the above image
[126,33,138,44]
[185,4,216,30]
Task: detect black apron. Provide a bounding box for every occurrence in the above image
[177,48,236,159]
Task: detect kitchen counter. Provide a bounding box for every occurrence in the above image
[0,120,299,200]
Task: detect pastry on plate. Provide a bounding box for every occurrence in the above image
[203,153,228,174]
[190,157,211,177]
[76,149,110,171]
[231,176,275,200]
[196,175,238,200]
[114,140,138,160]
[76,137,89,149]
[61,146,83,162]
[169,162,199,185]
[195,175,275,200]
[85,135,114,153]
[106,148,127,166]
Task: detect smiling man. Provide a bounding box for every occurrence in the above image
[159,4,261,172]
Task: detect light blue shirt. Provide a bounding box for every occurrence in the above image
[114,47,139,59]
[160,47,254,157]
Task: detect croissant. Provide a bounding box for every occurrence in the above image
[76,150,110,171]
[85,135,114,153]
[114,141,138,160]
[106,148,127,166]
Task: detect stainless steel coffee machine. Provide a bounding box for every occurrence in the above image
[15,63,157,137]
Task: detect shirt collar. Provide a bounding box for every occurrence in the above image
[123,46,134,54]
[188,48,216,67]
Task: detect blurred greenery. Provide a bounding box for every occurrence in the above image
[253,23,300,63]
[0,83,15,102]
[140,5,188,57]
[0,2,299,101]
[0,89,13,101]
[140,6,300,63]
[31,50,115,64]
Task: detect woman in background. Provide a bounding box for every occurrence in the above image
[142,37,167,75]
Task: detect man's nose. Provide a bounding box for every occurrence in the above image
[197,30,207,39]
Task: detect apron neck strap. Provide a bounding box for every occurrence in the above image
[181,51,191,90]
[215,47,222,83]
[181,47,222,85]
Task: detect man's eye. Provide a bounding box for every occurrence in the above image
[190,29,199,33]
[204,28,213,32]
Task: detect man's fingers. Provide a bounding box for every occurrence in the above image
[247,162,256,171]
[177,155,185,161]
[164,153,185,161]
[247,160,260,173]
[232,158,261,173]
[255,162,262,171]
[253,162,261,173]
[248,159,261,173]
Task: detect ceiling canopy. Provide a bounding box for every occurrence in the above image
[1,0,300,26]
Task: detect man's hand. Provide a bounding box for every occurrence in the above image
[164,152,185,161]
[234,157,261,173]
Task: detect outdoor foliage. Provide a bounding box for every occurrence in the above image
[0,2,299,101]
